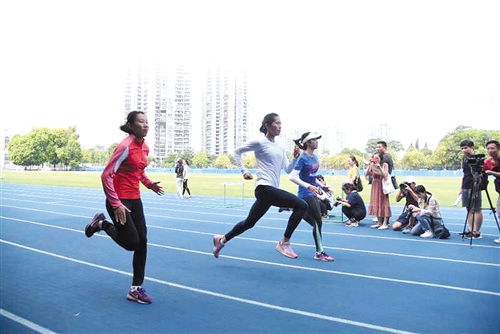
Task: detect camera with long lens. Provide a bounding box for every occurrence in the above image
[399,182,411,190]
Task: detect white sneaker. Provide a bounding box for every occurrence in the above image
[494,238,500,244]
[420,230,434,238]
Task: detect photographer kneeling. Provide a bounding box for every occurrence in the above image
[336,182,366,227]
[407,185,444,239]
[392,176,419,233]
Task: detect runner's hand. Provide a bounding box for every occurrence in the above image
[114,204,131,225]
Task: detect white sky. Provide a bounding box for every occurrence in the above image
[1,0,499,152]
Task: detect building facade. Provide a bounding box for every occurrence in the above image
[201,63,249,156]
[124,62,192,163]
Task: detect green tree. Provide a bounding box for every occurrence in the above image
[7,134,39,167]
[192,151,212,168]
[243,154,257,168]
[214,155,232,168]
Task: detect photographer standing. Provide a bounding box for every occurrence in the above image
[392,176,419,233]
[483,140,500,244]
[459,140,484,239]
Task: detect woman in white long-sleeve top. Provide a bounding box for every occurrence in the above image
[212,113,308,259]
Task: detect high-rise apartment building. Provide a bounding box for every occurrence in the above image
[124,62,192,163]
[153,63,192,162]
[201,63,249,155]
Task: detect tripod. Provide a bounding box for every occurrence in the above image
[461,173,500,247]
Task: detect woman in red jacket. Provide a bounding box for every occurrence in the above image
[85,111,164,304]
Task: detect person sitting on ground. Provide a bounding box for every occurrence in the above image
[336,182,366,227]
[408,185,443,238]
[392,176,419,233]
[316,175,335,219]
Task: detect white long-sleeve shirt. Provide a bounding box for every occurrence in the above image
[234,137,297,189]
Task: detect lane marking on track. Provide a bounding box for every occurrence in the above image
[2,204,499,247]
[2,217,500,296]
[1,239,415,334]
[0,308,57,334]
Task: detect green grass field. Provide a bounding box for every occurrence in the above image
[1,170,498,208]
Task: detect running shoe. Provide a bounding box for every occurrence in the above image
[348,221,359,227]
[378,225,389,230]
[314,252,334,261]
[276,241,298,259]
[126,286,152,304]
[85,213,105,238]
[213,234,225,258]
[401,227,411,234]
[494,238,500,244]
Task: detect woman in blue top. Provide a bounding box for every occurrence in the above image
[290,132,334,261]
[212,113,308,259]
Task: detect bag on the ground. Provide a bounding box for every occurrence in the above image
[356,176,363,192]
[382,175,395,194]
[432,218,450,239]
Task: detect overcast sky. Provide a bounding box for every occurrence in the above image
[1,0,499,152]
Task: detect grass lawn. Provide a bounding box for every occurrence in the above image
[1,170,498,208]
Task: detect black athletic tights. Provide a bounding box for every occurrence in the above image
[104,198,147,286]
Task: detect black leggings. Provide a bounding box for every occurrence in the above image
[302,196,324,253]
[104,199,147,286]
[182,179,191,196]
[224,185,308,242]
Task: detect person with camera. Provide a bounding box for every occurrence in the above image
[408,185,444,238]
[366,153,391,230]
[458,140,484,239]
[392,176,419,233]
[483,140,500,244]
[336,182,366,227]
[316,175,335,219]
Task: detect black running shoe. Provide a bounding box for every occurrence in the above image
[85,213,105,238]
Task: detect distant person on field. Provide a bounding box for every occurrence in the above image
[84,110,164,304]
[182,159,192,199]
[459,140,483,239]
[392,176,419,233]
[483,140,500,244]
[175,158,184,199]
[336,182,366,227]
[212,113,308,259]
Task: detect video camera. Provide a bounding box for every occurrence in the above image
[467,154,486,166]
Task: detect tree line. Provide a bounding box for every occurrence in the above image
[7,126,499,170]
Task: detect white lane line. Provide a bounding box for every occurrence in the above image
[0,308,57,334]
[2,204,500,248]
[1,217,500,296]
[2,215,499,267]
[0,239,414,334]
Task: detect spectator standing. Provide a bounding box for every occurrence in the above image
[483,140,500,244]
[174,158,184,199]
[459,140,484,239]
[366,153,391,229]
[182,159,192,199]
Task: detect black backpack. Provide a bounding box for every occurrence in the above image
[432,218,450,239]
